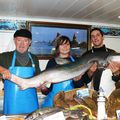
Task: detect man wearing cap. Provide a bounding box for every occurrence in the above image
[0,29,40,115]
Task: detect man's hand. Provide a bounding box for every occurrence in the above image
[107,61,120,76]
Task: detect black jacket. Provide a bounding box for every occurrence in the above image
[73,45,119,91]
[0,50,40,75]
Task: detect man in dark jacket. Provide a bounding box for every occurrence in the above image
[74,28,120,95]
[0,29,40,115]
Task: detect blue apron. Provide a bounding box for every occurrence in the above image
[41,56,75,108]
[3,52,39,115]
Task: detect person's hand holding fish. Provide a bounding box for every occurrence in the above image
[87,63,97,78]
[39,81,51,95]
[0,67,11,79]
[73,74,83,81]
[107,61,120,76]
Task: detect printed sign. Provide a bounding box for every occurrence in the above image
[76,88,89,98]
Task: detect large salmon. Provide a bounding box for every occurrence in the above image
[10,61,94,89]
[10,52,120,90]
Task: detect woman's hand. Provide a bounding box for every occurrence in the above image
[73,74,83,81]
[39,81,51,95]
[87,63,97,78]
[40,82,49,90]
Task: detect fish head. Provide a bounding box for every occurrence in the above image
[106,55,120,63]
[82,51,109,69]
[88,58,108,69]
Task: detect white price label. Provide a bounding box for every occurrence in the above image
[43,111,65,120]
[76,88,89,98]
[116,110,120,119]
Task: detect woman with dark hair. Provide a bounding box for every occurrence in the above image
[40,35,81,108]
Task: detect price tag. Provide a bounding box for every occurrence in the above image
[0,115,7,120]
[43,111,65,120]
[116,110,120,119]
[76,88,89,98]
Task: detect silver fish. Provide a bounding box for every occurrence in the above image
[10,61,94,89]
[10,52,120,90]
